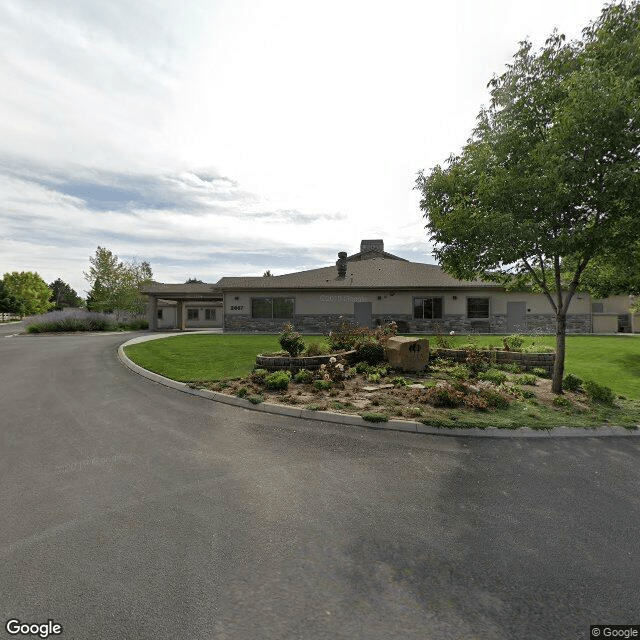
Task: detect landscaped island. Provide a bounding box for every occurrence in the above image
[124,323,640,430]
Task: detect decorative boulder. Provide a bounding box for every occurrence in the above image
[385,337,429,372]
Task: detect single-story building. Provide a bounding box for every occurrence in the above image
[141,239,638,334]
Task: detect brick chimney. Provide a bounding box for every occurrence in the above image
[336,252,348,278]
[360,239,384,253]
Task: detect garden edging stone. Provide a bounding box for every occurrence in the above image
[117,332,640,438]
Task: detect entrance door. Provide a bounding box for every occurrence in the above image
[354,302,372,328]
[506,302,526,333]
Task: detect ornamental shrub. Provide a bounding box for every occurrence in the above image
[264,371,291,390]
[477,368,508,385]
[252,368,269,383]
[278,323,305,356]
[500,362,524,374]
[327,320,396,353]
[313,379,332,391]
[293,369,314,383]
[355,361,370,374]
[477,385,511,409]
[583,380,615,406]
[424,383,464,408]
[356,339,385,365]
[515,374,537,386]
[552,395,572,408]
[563,373,582,392]
[502,334,524,351]
[530,367,549,378]
[302,341,330,356]
[449,364,471,381]
[465,348,489,376]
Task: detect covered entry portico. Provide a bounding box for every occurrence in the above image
[141,283,223,331]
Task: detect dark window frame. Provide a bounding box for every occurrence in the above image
[187,308,199,321]
[251,297,295,319]
[413,296,443,320]
[205,308,216,321]
[467,297,490,319]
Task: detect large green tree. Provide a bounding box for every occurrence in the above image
[2,271,54,316]
[416,1,640,393]
[49,278,84,310]
[84,247,153,316]
[0,278,24,318]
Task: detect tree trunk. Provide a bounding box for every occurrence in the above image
[552,313,567,394]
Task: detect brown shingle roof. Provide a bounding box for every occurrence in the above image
[215,258,496,290]
[140,282,222,296]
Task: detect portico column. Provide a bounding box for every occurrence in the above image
[148,295,158,331]
[177,300,185,330]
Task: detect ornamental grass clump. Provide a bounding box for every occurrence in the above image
[25,309,116,333]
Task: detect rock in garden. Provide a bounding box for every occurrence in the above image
[385,337,430,372]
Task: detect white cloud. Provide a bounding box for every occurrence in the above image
[0,0,608,294]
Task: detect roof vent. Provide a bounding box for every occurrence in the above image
[336,252,348,278]
[360,239,384,253]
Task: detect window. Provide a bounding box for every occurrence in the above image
[467,297,490,318]
[205,308,216,320]
[157,309,163,320]
[413,297,443,319]
[592,302,604,313]
[251,297,294,319]
[187,309,199,320]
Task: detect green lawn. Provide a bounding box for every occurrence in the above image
[124,333,640,398]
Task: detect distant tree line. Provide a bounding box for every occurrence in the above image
[1,246,154,320]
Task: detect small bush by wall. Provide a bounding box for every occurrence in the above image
[434,348,555,376]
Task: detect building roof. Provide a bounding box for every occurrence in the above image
[215,258,496,291]
[140,282,222,299]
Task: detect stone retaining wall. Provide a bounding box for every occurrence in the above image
[256,350,358,372]
[434,348,556,376]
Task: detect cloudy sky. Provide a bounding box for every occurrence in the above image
[1,0,607,295]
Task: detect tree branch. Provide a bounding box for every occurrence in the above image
[523,257,558,313]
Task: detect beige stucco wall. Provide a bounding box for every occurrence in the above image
[592,314,618,334]
[158,302,222,328]
[591,295,634,314]
[223,289,591,317]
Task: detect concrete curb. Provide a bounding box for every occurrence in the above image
[117,333,640,438]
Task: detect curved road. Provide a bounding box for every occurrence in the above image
[1,327,639,639]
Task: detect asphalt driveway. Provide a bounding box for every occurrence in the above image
[1,330,639,639]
